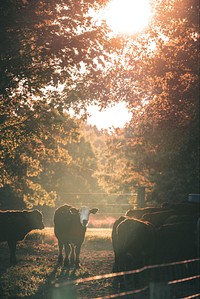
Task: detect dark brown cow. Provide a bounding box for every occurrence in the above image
[54,204,98,267]
[162,201,200,216]
[111,216,127,272]
[197,217,200,259]
[113,217,156,273]
[164,214,199,225]
[113,218,198,269]
[156,221,198,264]
[0,209,44,264]
[125,206,166,219]
[141,210,175,227]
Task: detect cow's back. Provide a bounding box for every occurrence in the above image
[112,216,127,252]
[116,218,156,270]
[0,210,44,242]
[156,221,197,263]
[141,210,175,227]
[125,207,166,219]
[54,205,72,238]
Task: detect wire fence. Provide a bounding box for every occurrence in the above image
[41,201,137,227]
[52,258,200,299]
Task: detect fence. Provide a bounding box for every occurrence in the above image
[51,258,200,299]
[40,201,137,227]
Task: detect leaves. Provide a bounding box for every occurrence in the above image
[0,0,199,206]
[93,0,199,203]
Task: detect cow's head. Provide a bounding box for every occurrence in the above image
[70,206,98,227]
[30,210,45,230]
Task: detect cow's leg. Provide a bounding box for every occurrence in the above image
[70,244,75,266]
[112,251,118,272]
[58,240,64,264]
[64,243,71,267]
[75,244,81,268]
[117,254,127,290]
[7,240,17,265]
[112,252,120,288]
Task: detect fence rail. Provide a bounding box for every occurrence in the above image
[53,258,200,299]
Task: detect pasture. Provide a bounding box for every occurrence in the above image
[0,227,114,298]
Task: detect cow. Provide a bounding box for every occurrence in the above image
[156,221,198,264]
[0,209,44,264]
[113,217,156,272]
[197,217,200,259]
[162,201,200,216]
[54,204,98,267]
[164,214,199,225]
[111,215,127,273]
[125,206,166,219]
[141,210,175,227]
[112,217,156,289]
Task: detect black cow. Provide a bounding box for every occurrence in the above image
[162,201,200,216]
[54,204,98,267]
[164,214,199,225]
[111,216,127,272]
[156,221,198,264]
[125,206,166,219]
[112,217,156,289]
[141,210,175,227]
[113,217,156,272]
[0,209,44,264]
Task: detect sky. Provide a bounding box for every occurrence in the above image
[87,102,132,130]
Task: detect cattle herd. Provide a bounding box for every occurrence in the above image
[0,204,98,265]
[0,201,199,286]
[112,202,200,276]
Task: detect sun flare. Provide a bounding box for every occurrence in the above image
[87,102,132,130]
[104,0,151,35]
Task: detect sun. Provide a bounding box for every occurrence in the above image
[87,102,132,130]
[104,0,151,35]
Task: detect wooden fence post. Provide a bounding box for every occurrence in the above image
[137,187,145,208]
[149,282,170,299]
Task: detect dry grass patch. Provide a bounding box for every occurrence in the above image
[0,228,113,298]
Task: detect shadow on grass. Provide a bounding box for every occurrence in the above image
[29,263,90,299]
[0,229,113,299]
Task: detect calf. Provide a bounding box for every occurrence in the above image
[54,204,98,267]
[0,209,44,264]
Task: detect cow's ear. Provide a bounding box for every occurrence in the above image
[70,207,79,214]
[90,208,98,214]
[32,209,40,215]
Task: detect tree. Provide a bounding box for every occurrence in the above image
[0,0,122,206]
[1,0,199,207]
[94,0,199,203]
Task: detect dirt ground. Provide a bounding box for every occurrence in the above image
[0,228,199,299]
[0,228,116,299]
[59,247,115,298]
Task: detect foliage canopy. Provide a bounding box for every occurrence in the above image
[0,0,199,207]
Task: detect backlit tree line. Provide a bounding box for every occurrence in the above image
[0,0,199,209]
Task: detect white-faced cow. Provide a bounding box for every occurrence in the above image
[0,209,44,264]
[54,204,98,267]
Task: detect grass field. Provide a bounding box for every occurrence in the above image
[0,227,114,298]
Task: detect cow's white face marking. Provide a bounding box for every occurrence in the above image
[79,206,90,227]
